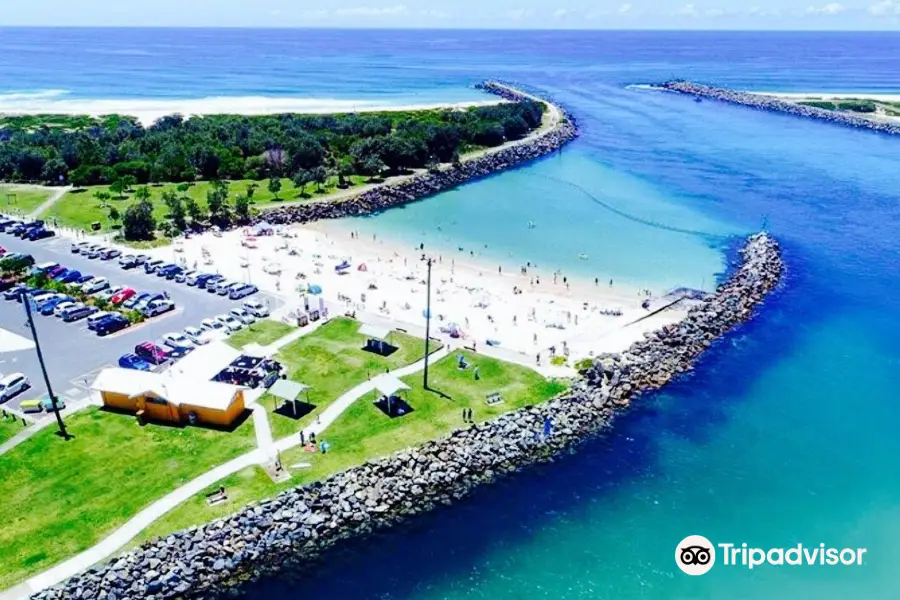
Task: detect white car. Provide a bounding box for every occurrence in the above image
[242,299,270,317]
[0,373,30,402]
[215,314,243,332]
[229,308,256,325]
[183,326,213,345]
[53,301,77,317]
[142,299,174,317]
[95,285,125,301]
[263,262,281,275]
[200,318,227,334]
[82,277,109,294]
[163,332,195,350]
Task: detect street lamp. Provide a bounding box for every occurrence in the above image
[23,293,69,440]
[423,257,433,390]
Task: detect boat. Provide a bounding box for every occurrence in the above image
[578,253,588,260]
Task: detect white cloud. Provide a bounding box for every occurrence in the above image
[552,8,568,17]
[804,2,846,14]
[507,8,534,19]
[676,4,699,16]
[418,9,449,18]
[335,5,408,16]
[705,7,725,15]
[868,0,900,14]
[618,3,633,13]
[301,9,329,18]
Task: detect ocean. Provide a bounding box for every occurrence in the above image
[3,28,899,599]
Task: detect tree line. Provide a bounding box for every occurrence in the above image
[0,101,545,185]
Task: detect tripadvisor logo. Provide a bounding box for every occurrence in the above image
[675,535,867,575]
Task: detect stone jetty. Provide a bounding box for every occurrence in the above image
[257,81,579,226]
[30,232,783,600]
[660,80,900,136]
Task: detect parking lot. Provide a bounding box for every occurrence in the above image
[0,233,283,418]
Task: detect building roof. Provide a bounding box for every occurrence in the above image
[165,341,241,382]
[268,379,309,401]
[91,367,242,412]
[359,323,392,340]
[370,373,410,397]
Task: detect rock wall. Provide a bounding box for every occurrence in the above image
[257,82,578,225]
[31,233,783,600]
[660,80,900,136]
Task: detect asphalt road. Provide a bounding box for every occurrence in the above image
[0,233,283,417]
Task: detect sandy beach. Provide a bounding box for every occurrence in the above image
[135,223,690,370]
[0,93,503,127]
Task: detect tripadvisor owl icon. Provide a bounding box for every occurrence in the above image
[676,535,716,575]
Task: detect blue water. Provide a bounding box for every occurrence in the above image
[4,29,900,599]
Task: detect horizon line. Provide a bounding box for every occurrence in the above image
[1,25,900,33]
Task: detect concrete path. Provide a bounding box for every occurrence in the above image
[10,321,448,599]
[250,404,275,461]
[28,186,71,219]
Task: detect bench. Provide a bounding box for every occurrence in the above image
[485,392,503,406]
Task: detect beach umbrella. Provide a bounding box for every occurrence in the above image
[422,308,431,318]
[308,284,323,295]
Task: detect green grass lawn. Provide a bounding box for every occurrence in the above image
[0,186,53,216]
[0,415,28,446]
[42,175,369,234]
[0,407,256,589]
[135,351,566,545]
[226,319,295,350]
[265,317,436,441]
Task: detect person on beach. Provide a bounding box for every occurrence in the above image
[536,352,541,366]
[609,279,613,287]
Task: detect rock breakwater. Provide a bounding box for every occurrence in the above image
[257,81,578,226]
[30,233,782,600]
[660,80,900,136]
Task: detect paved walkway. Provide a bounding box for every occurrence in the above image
[10,321,448,599]
[28,186,71,219]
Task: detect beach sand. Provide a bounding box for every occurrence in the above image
[137,223,691,372]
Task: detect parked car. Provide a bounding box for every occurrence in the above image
[87,311,115,330]
[215,313,243,332]
[110,288,136,305]
[163,266,184,280]
[144,259,165,274]
[162,332,196,350]
[82,277,110,294]
[46,265,66,277]
[156,263,179,278]
[40,295,74,315]
[56,269,83,284]
[229,307,257,325]
[19,399,42,413]
[124,292,151,310]
[0,373,30,402]
[133,254,150,265]
[200,318,227,334]
[185,271,206,286]
[166,345,192,360]
[95,285,126,301]
[84,245,105,259]
[213,279,234,295]
[71,240,91,253]
[118,254,139,269]
[26,228,55,241]
[100,248,121,260]
[199,274,224,290]
[183,325,214,345]
[228,283,258,300]
[134,342,170,365]
[0,279,16,293]
[60,303,97,322]
[35,293,66,313]
[39,395,66,411]
[118,353,152,371]
[141,298,174,317]
[174,269,195,284]
[96,314,130,336]
[242,299,270,317]
[135,293,164,311]
[52,301,78,317]
[72,274,95,287]
[3,284,26,300]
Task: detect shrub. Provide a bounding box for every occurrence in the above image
[550,355,567,366]
[123,309,145,324]
[574,358,594,373]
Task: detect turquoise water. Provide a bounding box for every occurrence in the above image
[3,29,900,598]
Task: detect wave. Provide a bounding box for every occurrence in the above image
[0,93,501,125]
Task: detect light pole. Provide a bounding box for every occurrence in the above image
[23,293,69,440]
[423,257,433,390]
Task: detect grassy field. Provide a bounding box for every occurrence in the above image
[0,407,256,589]
[0,415,28,445]
[42,175,368,234]
[0,186,53,216]
[265,317,435,440]
[225,319,295,350]
[136,350,566,544]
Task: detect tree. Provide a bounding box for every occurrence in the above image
[362,156,385,178]
[310,166,327,192]
[184,196,204,224]
[108,179,126,198]
[121,174,138,192]
[246,182,258,201]
[267,177,282,200]
[337,157,354,188]
[41,158,68,183]
[134,186,152,202]
[206,185,231,226]
[234,194,251,223]
[292,170,310,197]
[122,198,156,241]
[93,190,111,209]
[108,206,120,223]
[162,190,186,231]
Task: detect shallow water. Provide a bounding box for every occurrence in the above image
[4,28,900,599]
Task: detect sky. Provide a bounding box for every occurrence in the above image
[2,0,900,29]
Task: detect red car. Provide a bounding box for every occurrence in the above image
[110,288,136,305]
[134,342,170,365]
